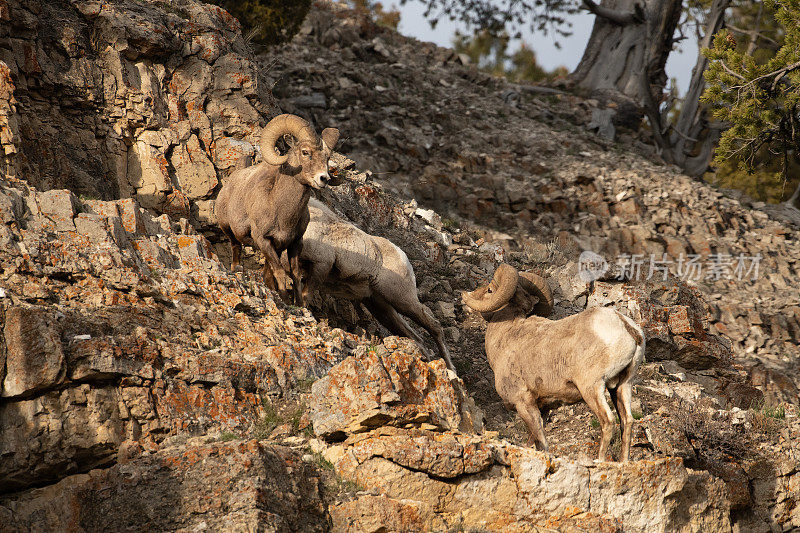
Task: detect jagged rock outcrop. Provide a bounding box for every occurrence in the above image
[310,338,483,440]
[300,339,742,532]
[1,437,331,532]
[0,181,342,492]
[0,0,273,223]
[327,431,732,532]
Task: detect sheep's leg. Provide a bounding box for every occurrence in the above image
[581,382,617,461]
[231,241,242,271]
[515,397,548,452]
[287,240,304,306]
[221,227,243,272]
[253,234,290,300]
[301,260,331,304]
[610,379,635,462]
[299,260,315,303]
[391,299,455,372]
[362,297,435,359]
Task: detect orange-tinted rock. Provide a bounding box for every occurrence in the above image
[0,439,329,532]
[2,306,66,398]
[310,341,483,440]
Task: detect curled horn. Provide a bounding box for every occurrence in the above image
[518,271,554,317]
[260,114,318,166]
[463,264,519,313]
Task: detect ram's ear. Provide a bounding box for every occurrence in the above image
[321,127,340,150]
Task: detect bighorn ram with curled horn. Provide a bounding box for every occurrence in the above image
[463,265,645,461]
[299,199,455,372]
[216,114,340,304]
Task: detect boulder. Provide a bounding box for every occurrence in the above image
[309,338,483,440]
[2,306,66,398]
[0,439,329,532]
[327,429,732,533]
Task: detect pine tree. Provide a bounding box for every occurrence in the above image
[349,0,402,30]
[206,0,312,46]
[453,30,566,83]
[702,0,800,207]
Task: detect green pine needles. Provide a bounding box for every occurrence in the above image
[702,0,800,198]
[207,0,311,46]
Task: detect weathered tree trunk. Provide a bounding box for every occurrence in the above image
[787,180,800,209]
[667,0,730,176]
[570,0,683,107]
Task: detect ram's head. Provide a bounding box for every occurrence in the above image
[463,264,553,317]
[260,114,341,189]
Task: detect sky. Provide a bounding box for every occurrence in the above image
[395,2,699,95]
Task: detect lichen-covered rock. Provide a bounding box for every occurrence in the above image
[325,429,731,532]
[0,183,351,492]
[2,306,66,398]
[0,0,273,223]
[330,494,447,533]
[309,339,484,440]
[0,438,330,532]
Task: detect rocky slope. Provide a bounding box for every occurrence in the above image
[265,3,800,405]
[0,1,798,532]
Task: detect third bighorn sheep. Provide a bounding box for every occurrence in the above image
[215,114,340,304]
[300,198,455,372]
[463,264,644,461]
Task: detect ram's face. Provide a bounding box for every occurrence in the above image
[288,140,332,190]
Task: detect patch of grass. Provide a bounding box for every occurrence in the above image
[310,451,335,471]
[78,193,97,203]
[590,417,600,429]
[252,397,313,439]
[442,217,461,231]
[749,400,786,437]
[307,450,362,495]
[751,400,786,420]
[632,410,644,420]
[219,431,239,442]
[287,403,311,436]
[252,397,281,439]
[295,376,316,393]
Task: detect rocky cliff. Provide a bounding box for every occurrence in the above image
[0,1,798,532]
[0,0,272,222]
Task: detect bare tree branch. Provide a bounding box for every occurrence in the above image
[581,0,645,25]
[727,24,779,47]
[720,60,746,80]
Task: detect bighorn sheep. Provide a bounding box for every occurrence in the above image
[463,264,644,461]
[215,114,340,304]
[299,198,455,372]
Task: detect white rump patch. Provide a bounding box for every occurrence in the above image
[591,308,623,347]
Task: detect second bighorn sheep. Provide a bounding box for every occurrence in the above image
[299,199,455,372]
[216,114,340,304]
[463,264,644,461]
